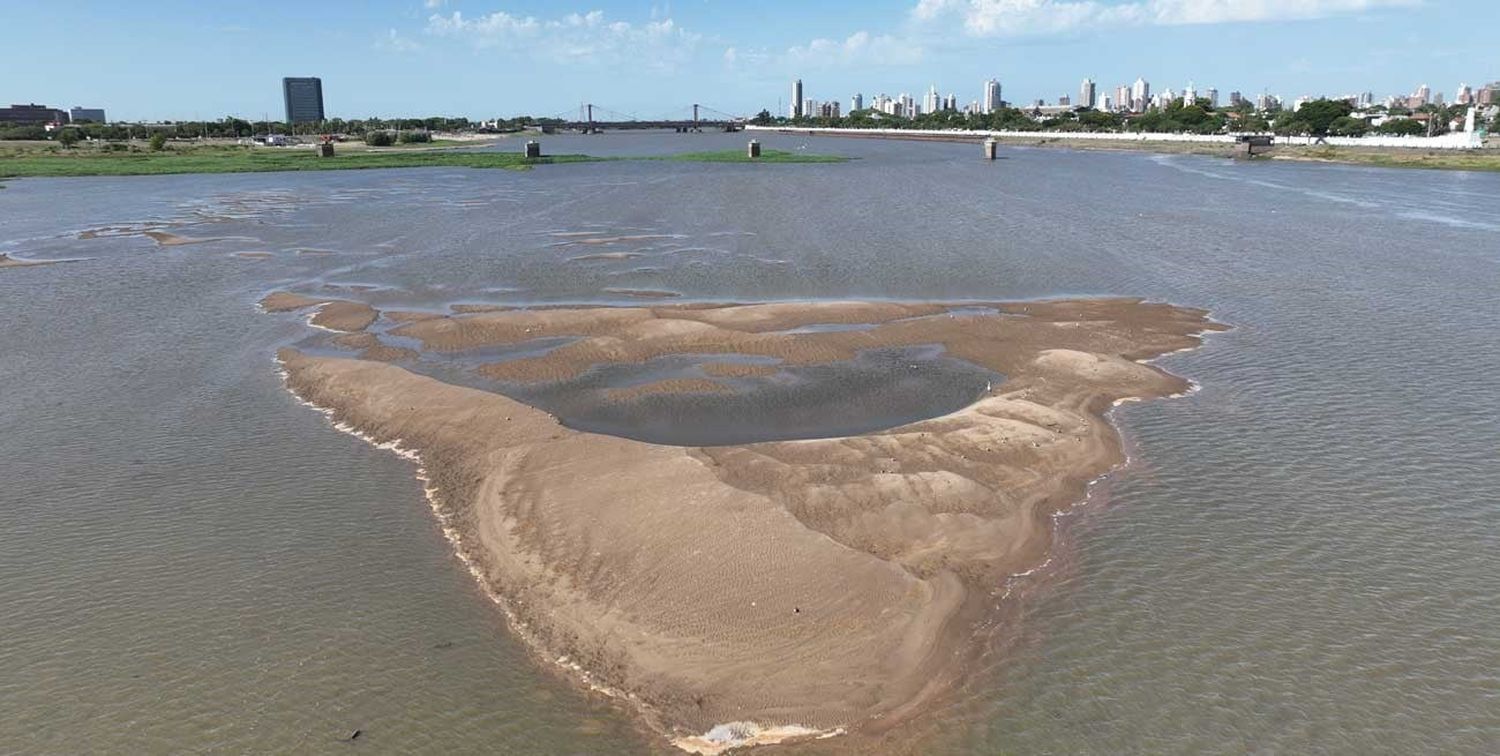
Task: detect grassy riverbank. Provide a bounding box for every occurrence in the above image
[0,142,847,179]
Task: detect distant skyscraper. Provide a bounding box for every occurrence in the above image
[1480,83,1499,106]
[982,79,1001,114]
[1455,84,1472,105]
[1229,91,1243,107]
[282,77,325,123]
[1058,95,1071,107]
[1115,85,1131,111]
[69,106,106,123]
[1098,95,1112,112]
[923,85,940,115]
[1414,83,1431,106]
[850,93,864,111]
[803,98,816,118]
[1206,88,1219,108]
[1130,77,1150,112]
[1182,82,1196,105]
[791,79,804,118]
[1080,78,1096,109]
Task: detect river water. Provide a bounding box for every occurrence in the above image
[2,132,1497,753]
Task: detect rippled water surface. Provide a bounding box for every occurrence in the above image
[2,132,1498,753]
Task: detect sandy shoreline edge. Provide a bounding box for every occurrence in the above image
[268,297,1225,752]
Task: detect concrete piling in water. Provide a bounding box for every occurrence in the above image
[983,138,998,160]
[747,140,761,159]
[525,140,542,159]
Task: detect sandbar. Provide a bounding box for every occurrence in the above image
[272,297,1223,752]
[700,362,780,378]
[0,253,66,269]
[258,291,378,332]
[143,230,213,246]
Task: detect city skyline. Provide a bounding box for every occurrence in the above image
[3,0,1497,120]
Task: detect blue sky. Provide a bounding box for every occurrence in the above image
[2,0,1493,121]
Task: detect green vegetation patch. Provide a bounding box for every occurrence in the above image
[0,146,597,178]
[0,144,849,178]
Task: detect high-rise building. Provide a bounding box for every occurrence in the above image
[1058,95,1071,107]
[1229,91,1243,107]
[803,99,816,118]
[1358,91,1374,108]
[69,106,106,123]
[1479,83,1499,106]
[850,93,864,111]
[1130,77,1150,112]
[1098,95,1112,112]
[0,103,69,124]
[1206,88,1219,108]
[923,85,940,115]
[282,77,325,123]
[1414,83,1431,106]
[790,79,804,118]
[1115,85,1131,111]
[1183,82,1196,105]
[982,79,1002,114]
[1080,78,1096,110]
[1455,84,1473,105]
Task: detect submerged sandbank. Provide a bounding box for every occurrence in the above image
[269,297,1222,752]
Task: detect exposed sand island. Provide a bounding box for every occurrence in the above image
[269,297,1222,752]
[0,253,69,269]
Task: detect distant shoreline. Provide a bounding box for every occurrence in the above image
[749,125,1500,172]
[0,144,844,179]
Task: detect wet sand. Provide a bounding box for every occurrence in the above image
[258,292,377,333]
[602,288,681,300]
[0,254,66,269]
[700,362,780,378]
[310,301,377,332]
[143,230,213,247]
[270,297,1221,752]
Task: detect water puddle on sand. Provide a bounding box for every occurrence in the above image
[504,344,1000,447]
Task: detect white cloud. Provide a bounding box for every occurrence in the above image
[424,9,701,68]
[378,28,424,52]
[913,0,1418,36]
[424,0,445,8]
[784,31,923,68]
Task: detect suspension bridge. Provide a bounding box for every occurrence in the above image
[541,103,746,133]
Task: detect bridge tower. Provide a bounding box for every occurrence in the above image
[693,104,700,132]
[586,103,595,134]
